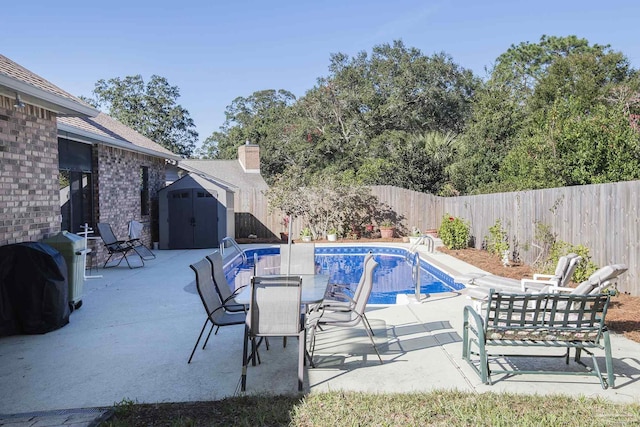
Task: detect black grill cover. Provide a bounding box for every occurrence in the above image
[0,242,70,336]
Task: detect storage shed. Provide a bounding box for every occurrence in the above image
[158,174,235,249]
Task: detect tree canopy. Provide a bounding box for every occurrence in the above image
[112,35,638,196]
[200,40,479,193]
[447,35,640,194]
[86,75,198,157]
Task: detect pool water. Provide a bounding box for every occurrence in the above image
[225,246,464,305]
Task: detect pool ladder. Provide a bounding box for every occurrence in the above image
[406,247,431,302]
[219,237,258,275]
[408,234,436,253]
[220,237,246,263]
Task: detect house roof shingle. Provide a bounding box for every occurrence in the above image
[58,113,180,160]
[0,54,97,116]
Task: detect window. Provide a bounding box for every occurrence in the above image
[59,170,94,234]
[140,166,150,216]
[59,139,94,233]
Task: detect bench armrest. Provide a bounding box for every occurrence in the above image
[463,304,486,339]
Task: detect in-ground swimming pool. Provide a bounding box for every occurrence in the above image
[223,245,464,304]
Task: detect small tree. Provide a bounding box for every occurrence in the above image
[266,168,401,239]
[485,219,509,257]
[264,166,310,231]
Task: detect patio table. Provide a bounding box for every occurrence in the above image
[234,274,330,306]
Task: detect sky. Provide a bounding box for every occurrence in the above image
[4,0,639,150]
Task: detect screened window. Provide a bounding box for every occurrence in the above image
[140,166,150,216]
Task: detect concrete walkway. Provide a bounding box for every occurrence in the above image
[1,244,639,425]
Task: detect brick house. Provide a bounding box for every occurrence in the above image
[1,54,179,264]
[57,113,180,261]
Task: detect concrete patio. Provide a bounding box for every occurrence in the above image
[1,244,639,419]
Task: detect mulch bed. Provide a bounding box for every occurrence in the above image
[437,247,640,343]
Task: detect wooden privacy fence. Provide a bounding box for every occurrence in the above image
[373,183,639,296]
[234,182,639,295]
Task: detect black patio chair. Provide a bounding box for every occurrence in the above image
[96,222,143,269]
[188,258,246,364]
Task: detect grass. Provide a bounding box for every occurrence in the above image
[104,391,640,426]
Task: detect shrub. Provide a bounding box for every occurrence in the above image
[485,219,509,257]
[547,241,598,283]
[438,214,470,250]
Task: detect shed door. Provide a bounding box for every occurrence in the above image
[193,190,218,248]
[168,189,218,249]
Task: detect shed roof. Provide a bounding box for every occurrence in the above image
[179,159,269,191]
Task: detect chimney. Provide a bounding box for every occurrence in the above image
[238,140,260,173]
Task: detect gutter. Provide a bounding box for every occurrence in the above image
[0,75,98,117]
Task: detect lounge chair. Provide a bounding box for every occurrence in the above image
[187,258,246,364]
[96,222,143,269]
[127,220,156,260]
[206,252,246,313]
[555,264,628,295]
[307,257,383,364]
[241,275,304,391]
[466,253,581,306]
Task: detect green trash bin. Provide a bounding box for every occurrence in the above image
[43,231,85,310]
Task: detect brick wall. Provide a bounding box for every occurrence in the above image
[91,144,165,264]
[0,95,60,245]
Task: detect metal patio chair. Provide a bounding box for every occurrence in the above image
[280,243,316,275]
[307,257,383,364]
[188,258,246,364]
[241,275,304,392]
[206,252,246,313]
[96,222,143,269]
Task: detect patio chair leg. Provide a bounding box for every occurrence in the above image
[298,330,304,391]
[604,330,615,388]
[188,319,210,364]
[362,313,375,336]
[122,251,144,269]
[241,325,249,391]
[251,337,262,366]
[362,320,383,364]
[202,322,216,350]
[102,253,114,269]
[103,252,125,268]
[572,347,580,364]
[308,324,318,363]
